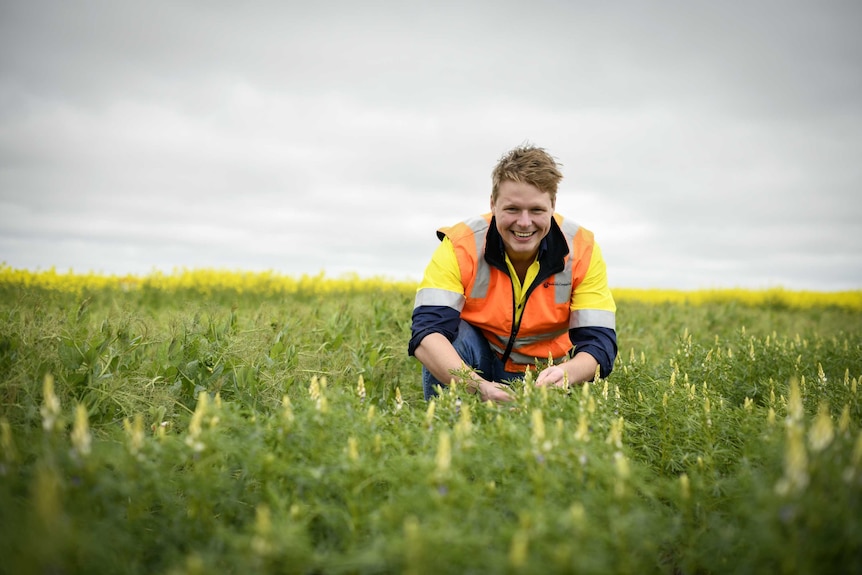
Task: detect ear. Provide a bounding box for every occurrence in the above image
[489,194,495,211]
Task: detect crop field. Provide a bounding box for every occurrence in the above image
[1,267,861,574]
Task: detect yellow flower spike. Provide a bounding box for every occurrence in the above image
[530,409,545,447]
[662,393,669,408]
[548,351,554,367]
[776,424,809,495]
[817,363,827,386]
[123,415,145,456]
[281,395,294,424]
[366,405,376,423]
[434,431,451,477]
[186,393,208,452]
[808,403,834,453]
[574,413,589,442]
[404,516,422,575]
[852,430,862,468]
[395,387,404,411]
[425,400,436,429]
[680,473,690,500]
[317,395,329,414]
[839,405,851,434]
[40,374,61,433]
[602,380,609,401]
[523,365,534,386]
[308,376,320,401]
[606,417,624,449]
[509,528,529,569]
[70,404,91,457]
[251,504,272,556]
[614,452,630,498]
[456,403,473,439]
[356,375,366,402]
[1,418,17,466]
[373,433,382,454]
[768,407,776,425]
[787,378,803,424]
[347,437,359,462]
[214,392,222,409]
[587,396,596,415]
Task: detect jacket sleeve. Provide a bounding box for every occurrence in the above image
[568,326,617,378]
[408,236,466,357]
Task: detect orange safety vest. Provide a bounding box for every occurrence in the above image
[439,213,596,372]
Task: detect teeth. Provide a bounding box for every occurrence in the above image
[513,231,533,238]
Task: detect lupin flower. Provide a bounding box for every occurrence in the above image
[531,409,545,446]
[424,399,436,429]
[574,413,590,442]
[679,473,690,500]
[40,374,61,433]
[70,403,91,457]
[434,431,451,479]
[455,404,472,443]
[606,417,624,449]
[281,395,294,424]
[0,418,16,473]
[808,403,834,453]
[347,437,359,462]
[186,392,208,453]
[776,424,809,495]
[356,375,366,402]
[251,504,272,556]
[614,451,630,498]
[395,387,404,411]
[509,528,529,568]
[123,414,145,457]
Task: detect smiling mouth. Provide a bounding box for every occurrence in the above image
[512,231,535,238]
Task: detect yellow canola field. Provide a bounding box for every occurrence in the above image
[2,265,861,310]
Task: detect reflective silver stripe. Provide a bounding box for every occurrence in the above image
[569,309,616,330]
[464,215,491,299]
[507,349,568,365]
[558,217,581,240]
[555,217,579,304]
[551,268,572,304]
[413,288,465,311]
[515,328,569,346]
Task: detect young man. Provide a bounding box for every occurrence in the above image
[409,145,617,402]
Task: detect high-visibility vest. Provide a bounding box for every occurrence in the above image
[439,213,597,372]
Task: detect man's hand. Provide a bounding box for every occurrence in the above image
[535,365,567,388]
[477,380,514,403]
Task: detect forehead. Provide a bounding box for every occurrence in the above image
[493,180,554,207]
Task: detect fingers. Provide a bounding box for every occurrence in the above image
[536,366,565,387]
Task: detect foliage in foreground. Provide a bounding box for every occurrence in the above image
[0,278,861,574]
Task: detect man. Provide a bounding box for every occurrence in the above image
[408,145,617,402]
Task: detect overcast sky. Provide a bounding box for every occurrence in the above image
[1,1,860,290]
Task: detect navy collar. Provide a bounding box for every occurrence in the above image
[485,216,570,280]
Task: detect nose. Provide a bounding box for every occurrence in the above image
[517,210,531,226]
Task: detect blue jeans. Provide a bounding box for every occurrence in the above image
[422,320,525,400]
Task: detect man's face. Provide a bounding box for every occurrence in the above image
[491,180,555,264]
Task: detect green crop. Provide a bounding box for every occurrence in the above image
[0,278,860,574]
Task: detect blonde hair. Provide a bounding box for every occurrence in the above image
[491,145,563,202]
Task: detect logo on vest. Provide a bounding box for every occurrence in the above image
[543,281,572,288]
